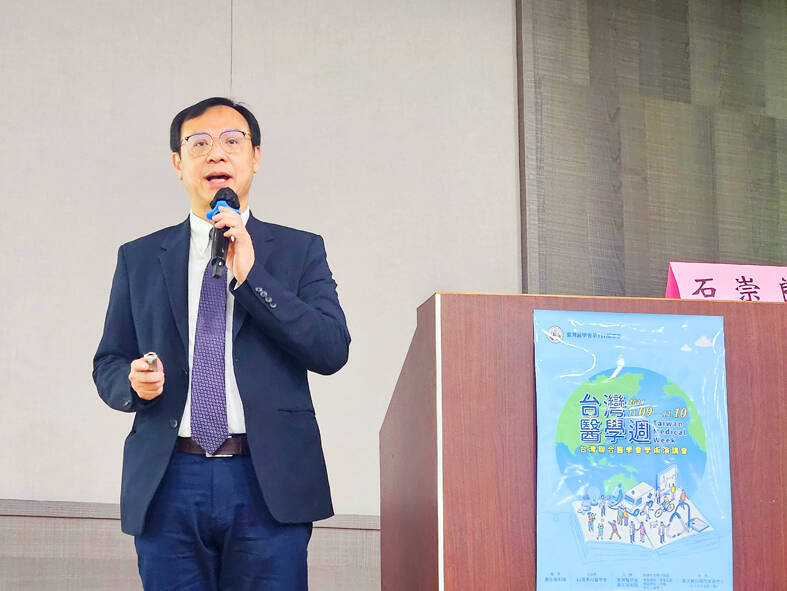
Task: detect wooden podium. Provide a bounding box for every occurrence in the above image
[380,293,786,590]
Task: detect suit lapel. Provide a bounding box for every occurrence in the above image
[232,213,275,340]
[159,218,190,354]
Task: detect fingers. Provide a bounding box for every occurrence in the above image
[213,212,249,245]
[135,384,164,400]
[129,357,164,375]
[130,358,163,372]
[222,226,246,242]
[129,358,150,371]
[131,377,164,399]
[211,207,241,228]
[132,370,165,383]
[128,356,165,400]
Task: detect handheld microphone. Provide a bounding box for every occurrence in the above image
[207,188,241,278]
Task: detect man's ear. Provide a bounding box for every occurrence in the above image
[172,152,183,180]
[252,145,261,174]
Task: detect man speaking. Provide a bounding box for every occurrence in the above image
[93,97,350,590]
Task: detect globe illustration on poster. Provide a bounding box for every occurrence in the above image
[555,367,707,502]
[553,366,715,549]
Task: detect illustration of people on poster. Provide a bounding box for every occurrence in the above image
[533,310,732,591]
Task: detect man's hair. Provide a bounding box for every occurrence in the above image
[170,97,261,153]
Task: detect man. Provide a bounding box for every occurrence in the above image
[93,97,350,590]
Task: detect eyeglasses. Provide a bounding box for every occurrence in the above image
[181,130,252,157]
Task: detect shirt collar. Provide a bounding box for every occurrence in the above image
[189,208,251,255]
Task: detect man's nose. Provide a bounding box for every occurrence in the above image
[206,140,228,161]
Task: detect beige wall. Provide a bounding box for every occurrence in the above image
[0,0,521,517]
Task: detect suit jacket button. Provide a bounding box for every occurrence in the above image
[122,398,132,408]
[261,290,268,297]
[270,302,277,309]
[264,296,273,303]
[169,418,178,429]
[255,287,263,294]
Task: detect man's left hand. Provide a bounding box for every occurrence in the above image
[212,206,254,285]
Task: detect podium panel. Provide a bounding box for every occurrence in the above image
[380,293,786,590]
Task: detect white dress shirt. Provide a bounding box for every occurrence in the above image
[178,209,249,436]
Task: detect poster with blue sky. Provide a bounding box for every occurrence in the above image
[533,310,732,591]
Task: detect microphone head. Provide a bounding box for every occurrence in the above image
[210,187,240,210]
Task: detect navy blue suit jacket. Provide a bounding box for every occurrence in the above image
[93,214,350,536]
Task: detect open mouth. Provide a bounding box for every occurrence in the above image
[205,173,232,186]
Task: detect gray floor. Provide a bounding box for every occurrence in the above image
[0,501,380,591]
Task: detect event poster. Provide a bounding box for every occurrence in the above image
[533,310,732,591]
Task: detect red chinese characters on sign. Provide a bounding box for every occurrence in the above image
[735,276,760,301]
[691,278,716,298]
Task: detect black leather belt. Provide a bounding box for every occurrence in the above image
[176,435,249,457]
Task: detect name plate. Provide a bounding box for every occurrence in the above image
[665,262,787,302]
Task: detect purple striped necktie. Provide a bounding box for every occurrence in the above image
[190,261,229,454]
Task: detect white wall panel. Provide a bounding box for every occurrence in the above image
[231,0,521,515]
[0,0,231,503]
[0,0,521,518]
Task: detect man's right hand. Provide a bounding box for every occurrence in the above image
[128,357,165,400]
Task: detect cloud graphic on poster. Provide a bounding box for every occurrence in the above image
[681,344,692,352]
[609,357,625,379]
[694,336,713,347]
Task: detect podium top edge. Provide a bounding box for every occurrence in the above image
[427,292,786,306]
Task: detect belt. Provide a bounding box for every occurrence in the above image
[176,435,249,457]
